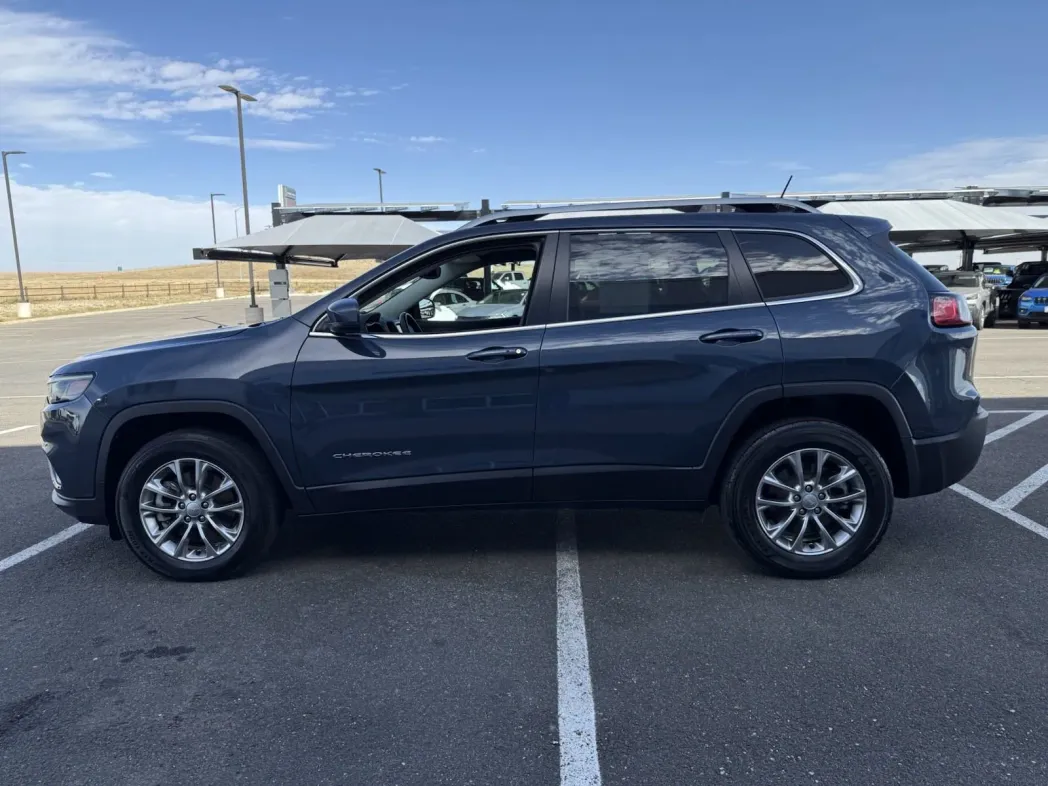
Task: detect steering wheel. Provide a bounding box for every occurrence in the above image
[398,311,422,334]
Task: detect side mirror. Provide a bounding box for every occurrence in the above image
[418,297,435,320]
[326,297,362,336]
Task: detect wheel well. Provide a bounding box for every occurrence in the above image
[102,412,289,526]
[711,394,910,502]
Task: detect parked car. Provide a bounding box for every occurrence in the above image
[429,287,475,310]
[1017,273,1048,328]
[998,261,1048,319]
[974,263,1014,289]
[930,270,997,329]
[453,288,528,321]
[44,198,987,581]
[492,270,529,289]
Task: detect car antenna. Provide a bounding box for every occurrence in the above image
[779,174,793,198]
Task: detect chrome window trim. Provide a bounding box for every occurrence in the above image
[308,226,863,337]
[309,323,544,339]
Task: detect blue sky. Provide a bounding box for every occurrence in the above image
[2,0,1048,269]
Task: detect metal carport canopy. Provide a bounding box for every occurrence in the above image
[193,214,440,267]
[817,199,1048,254]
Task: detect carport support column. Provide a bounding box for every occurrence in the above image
[1041,246,1047,263]
[960,236,976,271]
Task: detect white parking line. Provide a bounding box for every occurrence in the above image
[977,375,1048,380]
[0,522,93,574]
[984,412,1048,444]
[993,464,1048,511]
[986,409,1045,414]
[951,485,1048,542]
[0,424,35,436]
[556,509,603,786]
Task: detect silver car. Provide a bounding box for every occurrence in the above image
[932,270,997,329]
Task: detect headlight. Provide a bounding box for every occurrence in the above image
[47,373,94,404]
[1020,296,1033,303]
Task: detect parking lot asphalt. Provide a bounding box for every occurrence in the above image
[2,299,1048,785]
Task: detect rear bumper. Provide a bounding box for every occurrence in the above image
[903,407,988,497]
[52,489,107,527]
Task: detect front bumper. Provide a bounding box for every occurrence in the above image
[1018,310,1048,324]
[904,407,988,497]
[52,489,107,527]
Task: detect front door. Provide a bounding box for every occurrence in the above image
[291,234,555,513]
[534,228,783,504]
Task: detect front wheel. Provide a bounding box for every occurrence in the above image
[116,429,282,580]
[984,303,997,328]
[1018,319,1031,329]
[973,308,985,330]
[720,419,893,578]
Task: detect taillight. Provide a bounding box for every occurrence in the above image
[930,294,972,327]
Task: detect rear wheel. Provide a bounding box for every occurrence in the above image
[116,429,281,580]
[720,419,893,578]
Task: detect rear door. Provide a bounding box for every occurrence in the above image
[533,228,783,504]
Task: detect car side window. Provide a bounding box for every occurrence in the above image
[734,232,853,301]
[566,231,730,322]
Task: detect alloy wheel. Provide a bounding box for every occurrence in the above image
[755,448,867,556]
[138,458,245,562]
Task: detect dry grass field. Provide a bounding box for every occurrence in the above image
[0,260,378,321]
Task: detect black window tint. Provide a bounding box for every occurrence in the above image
[567,232,730,322]
[735,232,852,301]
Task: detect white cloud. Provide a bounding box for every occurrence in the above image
[184,134,330,151]
[0,181,273,271]
[336,87,382,98]
[19,163,32,169]
[72,181,85,187]
[90,171,114,178]
[0,8,334,149]
[472,148,487,154]
[409,135,447,144]
[816,136,1048,190]
[390,83,408,91]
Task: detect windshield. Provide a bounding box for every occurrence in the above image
[933,271,982,288]
[1033,274,1048,289]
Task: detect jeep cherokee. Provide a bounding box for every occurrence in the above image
[43,198,988,580]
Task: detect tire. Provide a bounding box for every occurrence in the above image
[720,419,893,579]
[973,308,984,330]
[1018,319,1031,329]
[116,429,282,580]
[984,303,997,328]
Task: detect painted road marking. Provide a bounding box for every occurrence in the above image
[0,395,44,400]
[0,523,93,574]
[984,412,1048,445]
[952,408,1048,542]
[0,424,35,436]
[556,509,602,786]
[994,463,1048,511]
[986,410,1046,414]
[952,485,1048,542]
[977,375,1048,380]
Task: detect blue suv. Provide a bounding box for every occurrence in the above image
[43,199,988,580]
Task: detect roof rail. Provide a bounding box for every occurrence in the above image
[461,197,818,229]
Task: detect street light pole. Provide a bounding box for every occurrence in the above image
[234,207,242,236]
[219,84,261,324]
[209,192,225,295]
[374,167,386,205]
[2,150,29,318]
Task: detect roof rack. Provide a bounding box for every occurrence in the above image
[461,197,818,229]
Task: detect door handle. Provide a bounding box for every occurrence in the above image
[466,346,529,362]
[699,328,764,345]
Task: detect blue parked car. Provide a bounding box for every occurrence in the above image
[1017,272,1048,328]
[42,198,987,581]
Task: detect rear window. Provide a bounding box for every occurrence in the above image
[735,232,853,300]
